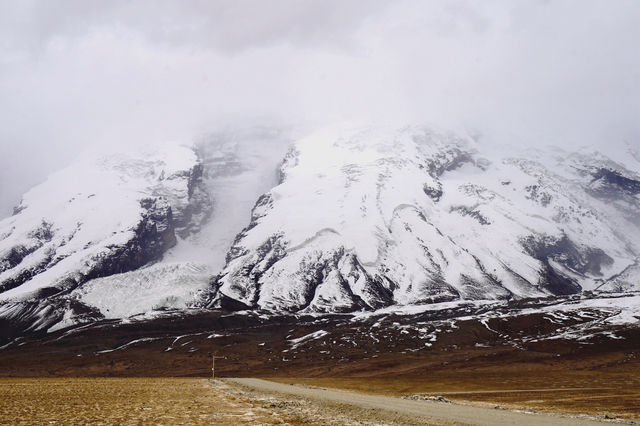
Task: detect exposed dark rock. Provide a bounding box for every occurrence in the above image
[0,246,56,293]
[306,275,369,313]
[82,198,177,281]
[0,245,39,274]
[226,194,275,265]
[578,167,640,225]
[588,168,640,198]
[412,277,460,304]
[0,149,217,338]
[525,184,553,207]
[219,234,288,307]
[538,261,582,295]
[450,206,491,225]
[342,256,394,309]
[218,294,252,311]
[186,163,204,199]
[426,148,474,177]
[173,161,214,238]
[28,220,54,242]
[215,241,396,313]
[278,147,300,184]
[0,197,178,297]
[11,203,26,216]
[0,298,103,343]
[295,248,369,312]
[520,233,613,294]
[423,183,443,202]
[522,234,613,276]
[0,221,58,291]
[596,258,640,292]
[245,235,288,305]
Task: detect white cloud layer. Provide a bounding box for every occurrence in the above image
[1,0,639,215]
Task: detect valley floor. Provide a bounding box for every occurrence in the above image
[1,294,639,423]
[0,377,622,425]
[0,378,368,425]
[230,378,612,425]
[268,372,640,423]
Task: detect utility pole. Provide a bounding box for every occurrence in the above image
[211,354,224,379]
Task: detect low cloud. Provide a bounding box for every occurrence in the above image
[1,0,639,216]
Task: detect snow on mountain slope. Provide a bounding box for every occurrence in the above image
[162,127,292,272]
[0,143,209,307]
[0,129,295,334]
[1,124,638,337]
[211,125,640,312]
[597,261,640,293]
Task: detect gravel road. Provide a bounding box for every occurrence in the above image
[227,378,608,425]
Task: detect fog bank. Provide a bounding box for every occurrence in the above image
[1,0,639,216]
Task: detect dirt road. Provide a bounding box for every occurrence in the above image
[227,378,608,425]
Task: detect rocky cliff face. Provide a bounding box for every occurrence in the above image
[209,125,640,312]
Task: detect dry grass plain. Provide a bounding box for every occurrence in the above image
[0,378,445,425]
[0,378,310,425]
[271,370,640,422]
[2,303,639,423]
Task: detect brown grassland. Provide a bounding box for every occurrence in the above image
[271,368,640,421]
[0,378,307,425]
[1,308,639,423]
[0,378,452,425]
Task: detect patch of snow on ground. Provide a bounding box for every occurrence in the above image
[288,330,329,349]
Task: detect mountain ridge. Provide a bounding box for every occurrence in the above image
[0,125,639,337]
[210,125,640,312]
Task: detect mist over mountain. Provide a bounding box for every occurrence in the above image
[1,0,639,217]
[0,2,639,353]
[0,123,638,339]
[2,6,640,424]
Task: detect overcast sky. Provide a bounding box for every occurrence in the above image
[1,0,639,216]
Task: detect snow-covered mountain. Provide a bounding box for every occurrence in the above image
[0,125,639,336]
[0,144,212,300]
[0,144,212,334]
[210,125,640,312]
[0,129,292,335]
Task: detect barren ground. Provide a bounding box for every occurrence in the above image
[0,377,628,425]
[269,371,640,422]
[1,298,639,423]
[0,378,453,425]
[0,378,301,425]
[230,378,611,425]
